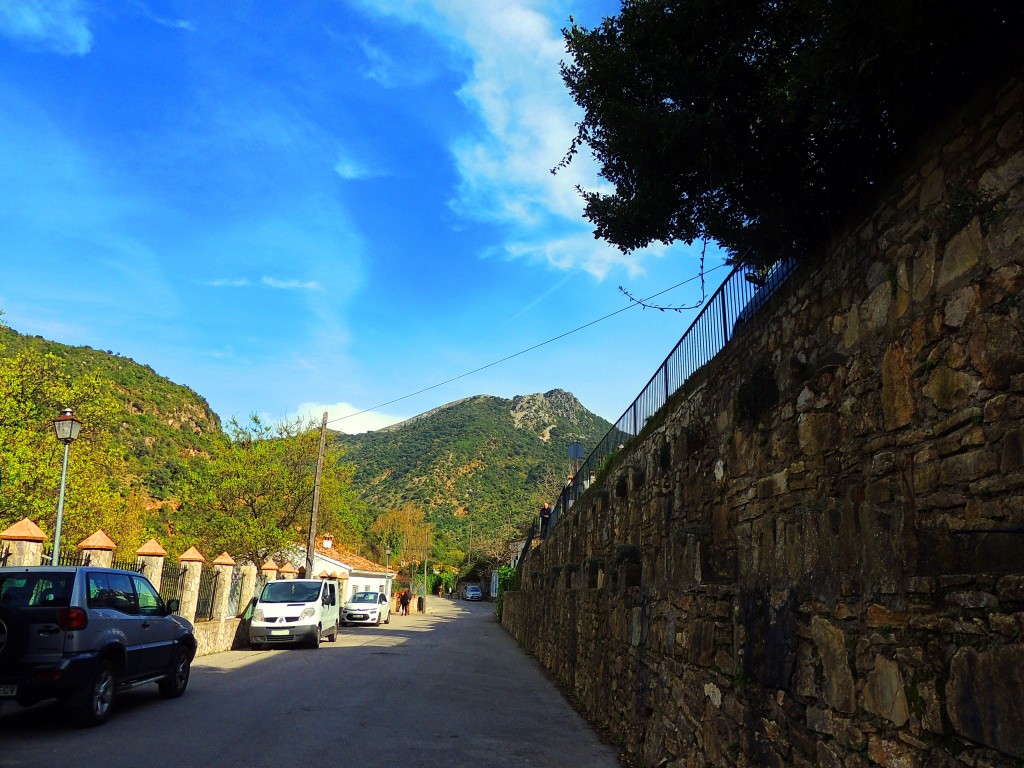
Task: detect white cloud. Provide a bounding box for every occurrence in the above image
[496,235,661,281]
[333,153,378,180]
[203,278,251,288]
[261,277,321,291]
[354,0,643,278]
[131,1,194,32]
[0,0,93,55]
[293,401,407,434]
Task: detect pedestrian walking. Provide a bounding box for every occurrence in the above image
[399,589,411,615]
[539,502,552,538]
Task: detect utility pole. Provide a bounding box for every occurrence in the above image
[305,411,328,578]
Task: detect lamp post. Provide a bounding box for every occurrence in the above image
[51,408,83,566]
[384,546,391,597]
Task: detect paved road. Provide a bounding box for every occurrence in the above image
[0,597,622,768]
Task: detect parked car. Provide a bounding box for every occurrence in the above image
[250,578,340,649]
[0,565,196,727]
[462,585,483,601]
[341,591,390,626]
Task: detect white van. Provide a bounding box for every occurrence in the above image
[249,578,340,649]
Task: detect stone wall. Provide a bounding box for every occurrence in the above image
[503,73,1024,768]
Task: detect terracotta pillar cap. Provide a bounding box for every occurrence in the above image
[77,530,116,551]
[136,538,168,557]
[0,518,46,542]
[179,546,206,563]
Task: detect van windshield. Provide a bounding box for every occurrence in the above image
[259,581,322,604]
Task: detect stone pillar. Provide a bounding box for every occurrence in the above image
[337,574,350,601]
[237,563,258,613]
[211,552,235,621]
[0,519,46,567]
[261,560,279,583]
[178,547,205,623]
[77,530,116,568]
[135,539,167,590]
[279,562,298,580]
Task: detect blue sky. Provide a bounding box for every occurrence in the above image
[0,0,727,433]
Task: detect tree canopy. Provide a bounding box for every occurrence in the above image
[559,0,1023,269]
[174,415,361,568]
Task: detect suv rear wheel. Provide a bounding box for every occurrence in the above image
[158,650,191,699]
[69,659,116,727]
[0,606,30,669]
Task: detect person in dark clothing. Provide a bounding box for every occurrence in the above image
[539,502,552,538]
[399,589,411,615]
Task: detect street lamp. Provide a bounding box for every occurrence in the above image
[384,547,391,597]
[51,408,83,565]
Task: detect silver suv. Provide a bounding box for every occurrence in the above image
[0,566,197,726]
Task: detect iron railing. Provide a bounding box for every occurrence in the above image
[41,544,90,567]
[194,566,219,621]
[549,258,796,531]
[111,554,144,572]
[159,560,186,611]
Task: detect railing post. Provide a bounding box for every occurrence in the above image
[721,289,729,343]
[0,519,46,567]
[77,530,116,569]
[136,539,167,589]
[279,562,298,580]
[178,547,206,623]
[238,563,258,614]
[211,553,235,622]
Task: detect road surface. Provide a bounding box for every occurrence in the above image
[0,596,623,768]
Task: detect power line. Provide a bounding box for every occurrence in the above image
[328,264,728,428]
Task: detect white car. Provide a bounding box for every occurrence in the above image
[342,591,391,626]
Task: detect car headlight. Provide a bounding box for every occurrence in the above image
[254,608,265,621]
[300,607,315,619]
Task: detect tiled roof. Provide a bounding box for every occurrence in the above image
[315,542,390,575]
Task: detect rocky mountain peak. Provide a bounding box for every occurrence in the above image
[510,389,588,438]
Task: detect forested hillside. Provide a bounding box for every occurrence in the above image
[0,322,226,547]
[336,390,611,562]
[0,319,611,571]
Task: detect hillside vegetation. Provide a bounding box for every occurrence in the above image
[336,390,610,561]
[0,321,612,570]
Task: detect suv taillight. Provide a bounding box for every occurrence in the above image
[58,607,88,631]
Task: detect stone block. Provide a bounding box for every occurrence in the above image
[936,218,983,293]
[863,655,910,726]
[868,736,921,768]
[882,345,915,429]
[811,616,856,714]
[946,644,1024,756]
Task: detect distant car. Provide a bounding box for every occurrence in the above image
[341,591,390,626]
[462,585,482,601]
[0,565,196,727]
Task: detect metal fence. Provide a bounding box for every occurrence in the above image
[194,566,219,621]
[159,560,186,610]
[41,544,90,567]
[111,554,143,572]
[550,258,796,531]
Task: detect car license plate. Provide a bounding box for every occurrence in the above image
[270,629,289,636]
[0,684,16,697]
[352,614,366,620]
